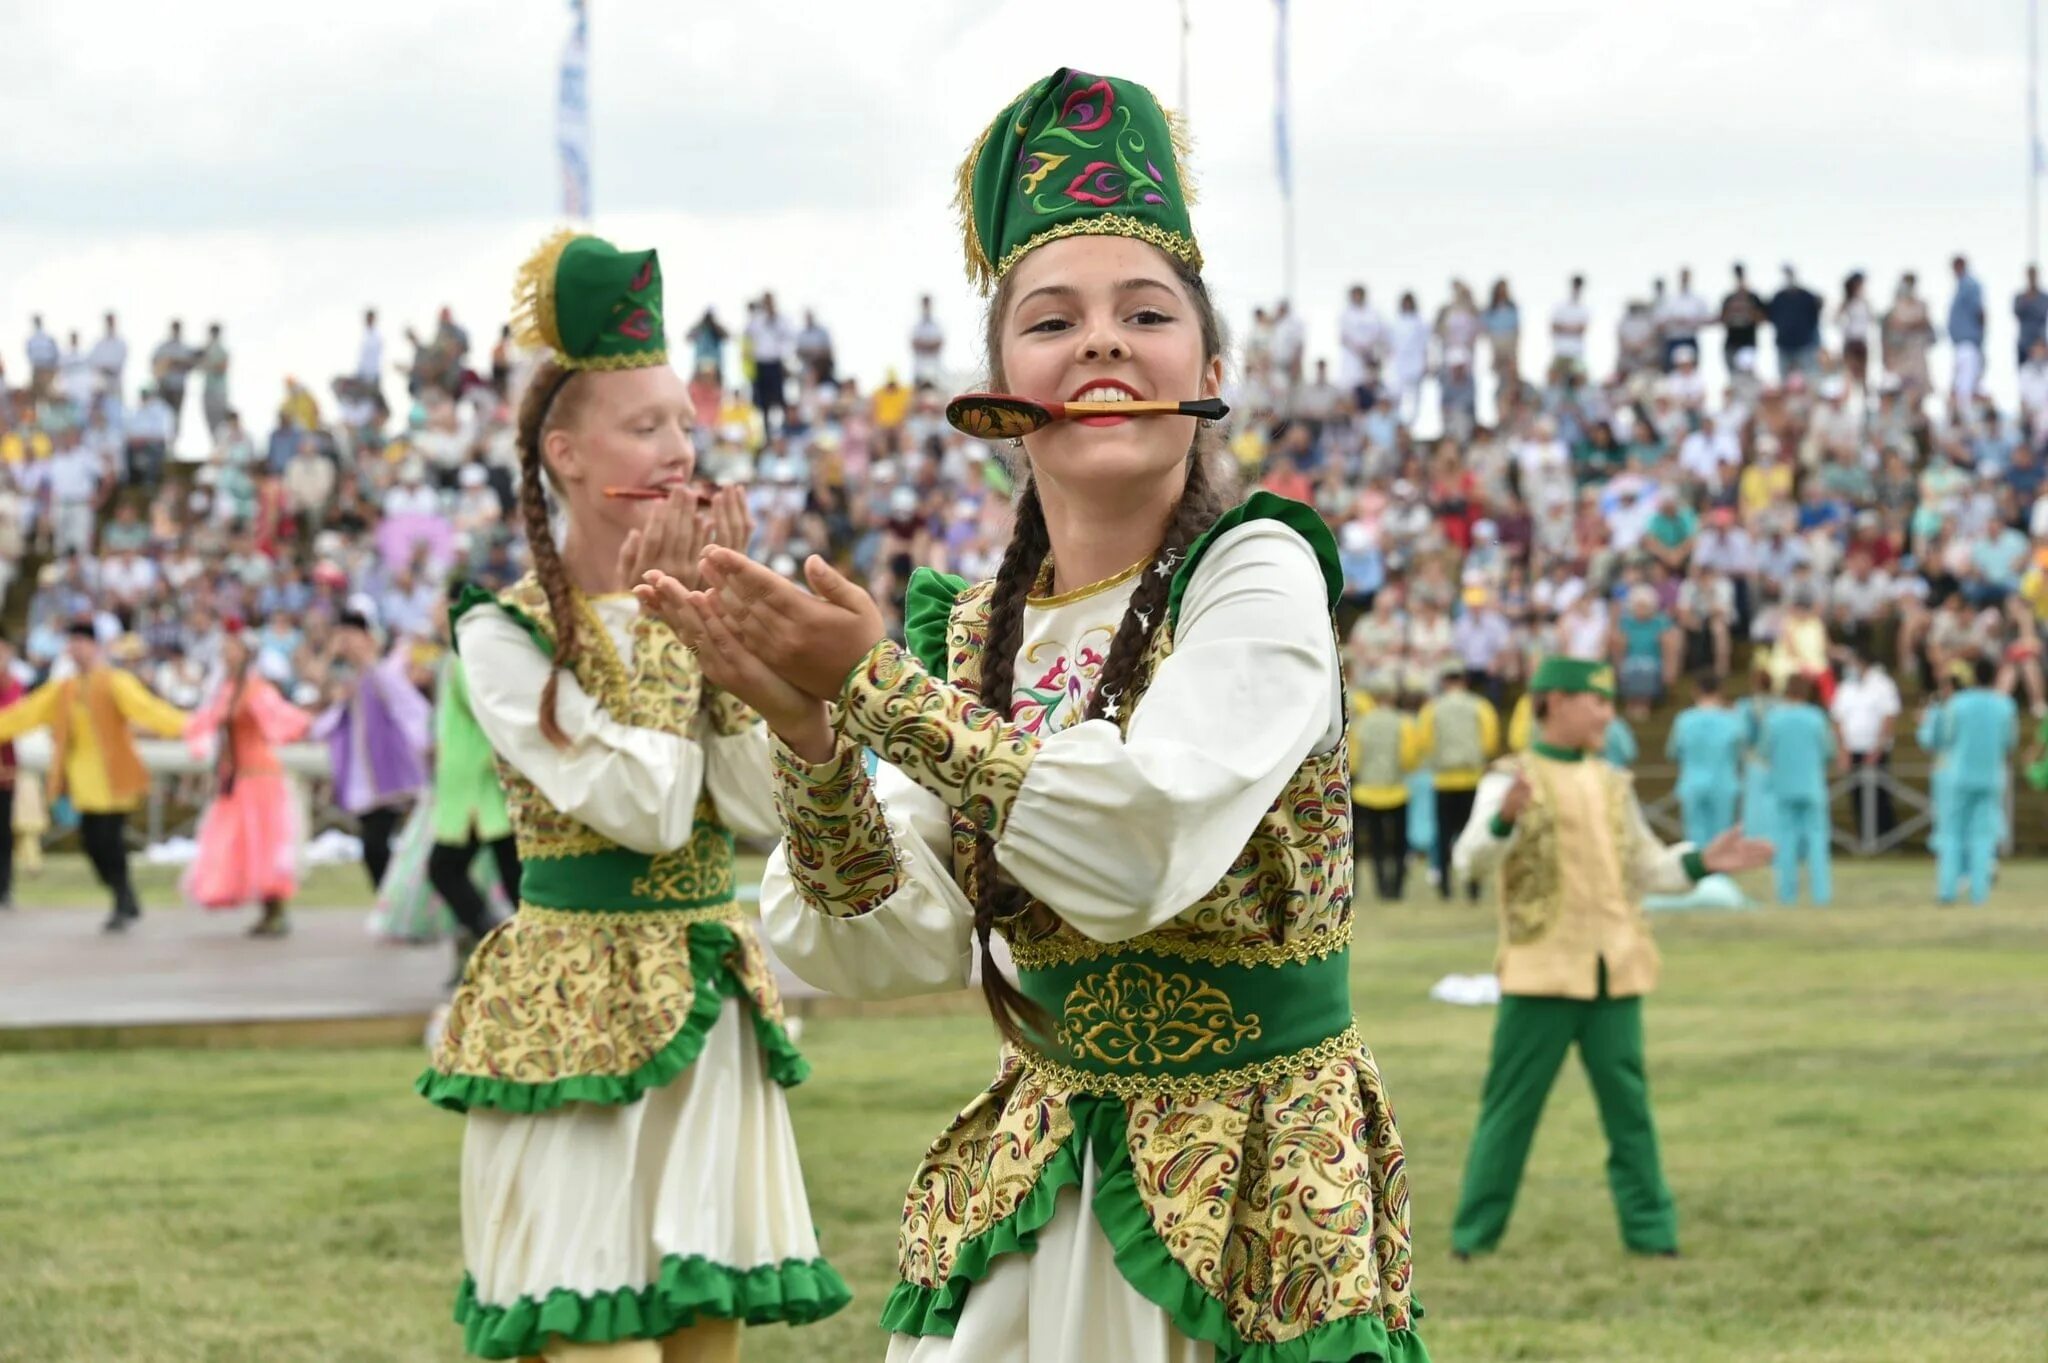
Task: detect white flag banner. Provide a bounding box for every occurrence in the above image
[558,0,591,219]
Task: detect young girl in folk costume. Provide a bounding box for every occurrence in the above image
[642,68,1426,1363]
[417,232,848,1363]
[182,620,312,935]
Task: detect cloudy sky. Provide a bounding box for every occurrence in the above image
[1,0,2035,447]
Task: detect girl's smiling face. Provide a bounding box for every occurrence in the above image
[995,235,1222,501]
[543,365,699,532]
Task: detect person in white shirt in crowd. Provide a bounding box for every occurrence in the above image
[1677,412,1742,493]
[1695,503,1761,609]
[1830,550,1894,661]
[1559,591,1611,660]
[1550,273,1590,378]
[381,458,441,519]
[748,291,794,430]
[1531,558,1586,620]
[1663,266,1712,371]
[1659,344,1708,411]
[1831,652,1902,841]
[46,427,107,558]
[1270,297,1307,389]
[2018,338,2048,440]
[356,308,385,385]
[100,544,159,609]
[59,330,97,412]
[411,394,474,488]
[1835,271,1876,391]
[450,461,501,534]
[149,320,198,438]
[1386,292,1431,425]
[88,312,128,415]
[909,293,945,386]
[795,309,834,384]
[25,314,59,397]
[1604,476,1661,553]
[1337,283,1388,405]
[124,385,176,487]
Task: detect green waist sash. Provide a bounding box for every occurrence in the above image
[1014,946,1354,1098]
[521,843,736,913]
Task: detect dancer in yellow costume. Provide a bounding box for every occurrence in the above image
[641,67,1425,1363]
[416,232,849,1362]
[1450,657,1770,1257]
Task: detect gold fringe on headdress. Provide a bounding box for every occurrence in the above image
[1162,106,1199,207]
[954,114,1000,294]
[509,227,579,356]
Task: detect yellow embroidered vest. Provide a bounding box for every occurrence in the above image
[418,575,804,1114]
[1488,749,1664,1000]
[1492,750,1650,945]
[873,495,1421,1358]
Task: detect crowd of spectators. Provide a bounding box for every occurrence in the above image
[6,253,2048,746]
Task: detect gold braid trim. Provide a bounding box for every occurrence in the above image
[1015,1021,1365,1101]
[570,591,634,714]
[510,228,577,355]
[1007,924,1353,971]
[561,347,670,373]
[993,214,1203,285]
[518,901,742,929]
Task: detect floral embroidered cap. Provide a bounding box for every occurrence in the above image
[509,229,667,371]
[1529,656,1618,699]
[956,67,1199,292]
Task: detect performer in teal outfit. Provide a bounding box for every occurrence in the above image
[1757,675,1835,905]
[1736,665,1778,840]
[1921,658,2018,905]
[1602,713,1638,767]
[1665,675,1745,846]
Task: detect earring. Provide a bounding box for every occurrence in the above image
[1007,437,1023,449]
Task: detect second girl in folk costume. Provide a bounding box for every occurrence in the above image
[183,620,313,935]
[644,68,1426,1363]
[417,233,848,1362]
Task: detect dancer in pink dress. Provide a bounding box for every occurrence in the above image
[184,622,312,936]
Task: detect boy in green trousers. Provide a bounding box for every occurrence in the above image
[1448,657,1772,1257]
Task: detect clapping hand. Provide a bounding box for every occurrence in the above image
[615,489,708,593]
[634,569,833,762]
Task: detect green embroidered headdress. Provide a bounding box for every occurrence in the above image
[956,67,1200,292]
[1529,656,1618,699]
[509,229,667,370]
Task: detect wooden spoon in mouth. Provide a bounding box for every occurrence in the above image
[946,392,1229,439]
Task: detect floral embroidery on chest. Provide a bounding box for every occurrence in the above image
[1010,625,1116,734]
[1008,557,1144,736]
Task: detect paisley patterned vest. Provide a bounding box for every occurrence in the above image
[418,575,804,1115]
[883,494,1422,1360]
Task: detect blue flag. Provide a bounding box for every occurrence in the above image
[1273,0,1291,198]
[558,0,591,219]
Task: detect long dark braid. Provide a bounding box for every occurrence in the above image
[968,441,1237,1046]
[515,358,584,748]
[965,479,1052,1044]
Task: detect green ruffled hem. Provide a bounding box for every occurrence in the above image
[881,1096,1428,1363]
[455,1253,852,1360]
[417,922,810,1115]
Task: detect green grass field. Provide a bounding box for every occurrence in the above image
[3,859,2045,1362]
